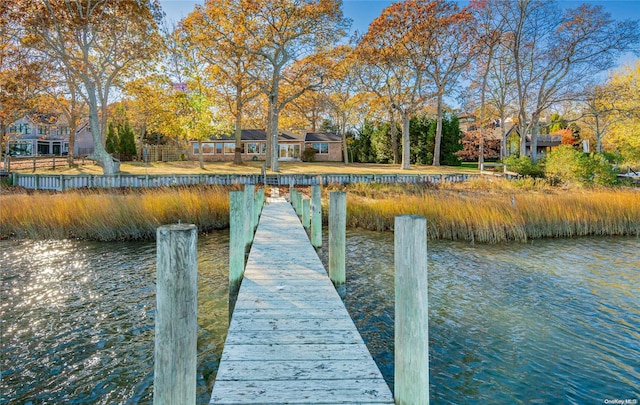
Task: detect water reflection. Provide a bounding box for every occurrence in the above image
[1,234,229,404]
[2,232,638,404]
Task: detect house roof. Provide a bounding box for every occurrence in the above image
[305,132,342,142]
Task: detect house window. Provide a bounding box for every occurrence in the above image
[312,143,329,154]
[279,144,300,159]
[8,141,33,156]
[246,142,259,154]
[38,125,49,135]
[215,143,223,154]
[193,142,216,154]
[261,143,267,154]
[202,142,216,154]
[224,143,235,154]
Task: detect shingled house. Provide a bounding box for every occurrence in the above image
[189,129,343,162]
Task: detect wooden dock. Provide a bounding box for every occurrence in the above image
[210,197,394,404]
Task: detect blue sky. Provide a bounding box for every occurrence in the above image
[159,0,639,66]
[160,0,640,28]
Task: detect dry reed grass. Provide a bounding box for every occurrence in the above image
[327,179,640,243]
[2,179,638,243]
[0,186,231,240]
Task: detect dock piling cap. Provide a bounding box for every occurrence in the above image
[157,223,197,234]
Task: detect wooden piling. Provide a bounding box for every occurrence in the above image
[154,224,198,405]
[394,215,429,405]
[244,185,255,252]
[311,185,322,249]
[329,191,346,298]
[295,189,303,217]
[254,187,264,226]
[229,191,245,318]
[302,197,311,229]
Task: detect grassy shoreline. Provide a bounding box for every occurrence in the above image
[1,180,638,242]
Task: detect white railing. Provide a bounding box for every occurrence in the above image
[10,172,482,190]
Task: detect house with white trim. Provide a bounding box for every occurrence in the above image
[4,113,94,156]
[189,129,343,162]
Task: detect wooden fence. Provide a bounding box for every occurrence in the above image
[10,172,482,191]
[1,155,93,172]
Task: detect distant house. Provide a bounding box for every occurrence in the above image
[189,129,343,162]
[4,113,94,156]
[505,125,562,158]
[458,114,561,159]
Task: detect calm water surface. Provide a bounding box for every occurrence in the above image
[1,231,638,404]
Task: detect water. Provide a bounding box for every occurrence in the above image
[334,231,640,404]
[2,232,639,404]
[1,234,230,404]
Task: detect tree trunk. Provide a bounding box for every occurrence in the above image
[519,114,528,157]
[87,95,116,174]
[595,115,602,153]
[530,115,540,163]
[268,95,279,172]
[233,115,243,165]
[233,86,243,165]
[390,110,399,164]
[341,113,348,165]
[67,127,76,167]
[433,92,444,166]
[266,102,272,168]
[401,110,411,170]
[1,124,7,159]
[198,139,205,169]
[500,116,507,159]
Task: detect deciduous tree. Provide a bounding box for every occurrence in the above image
[19,0,163,174]
[181,1,262,165]
[500,0,639,161]
[238,0,350,171]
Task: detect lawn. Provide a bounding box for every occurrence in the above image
[45,160,480,176]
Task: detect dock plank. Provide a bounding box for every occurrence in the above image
[210,197,394,404]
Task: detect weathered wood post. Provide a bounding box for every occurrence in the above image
[394,215,429,405]
[154,223,198,405]
[302,197,311,229]
[254,187,264,229]
[244,184,255,252]
[310,185,322,250]
[295,189,303,217]
[329,191,346,298]
[229,190,245,318]
[289,179,295,202]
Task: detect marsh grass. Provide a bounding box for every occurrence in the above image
[326,179,640,243]
[0,186,231,240]
[2,179,638,243]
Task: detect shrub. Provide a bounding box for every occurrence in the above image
[503,155,545,178]
[302,148,318,162]
[545,145,618,186]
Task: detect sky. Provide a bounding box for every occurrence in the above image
[159,0,640,29]
[159,0,640,66]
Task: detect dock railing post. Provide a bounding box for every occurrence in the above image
[154,224,198,405]
[302,197,310,229]
[289,179,294,202]
[229,190,245,318]
[311,185,322,250]
[295,189,303,218]
[329,191,346,298]
[244,184,255,253]
[254,187,264,228]
[394,215,429,405]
